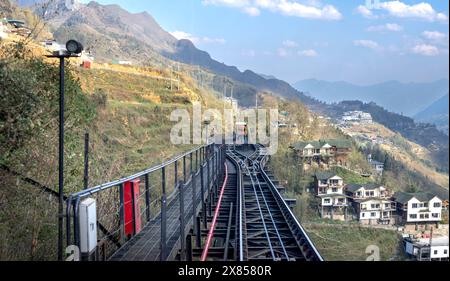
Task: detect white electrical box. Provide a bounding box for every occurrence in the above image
[79,198,97,253]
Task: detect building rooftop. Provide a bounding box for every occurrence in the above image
[406,236,449,247]
[393,192,440,204]
[291,139,352,150]
[314,171,340,180]
[370,160,384,166]
[346,183,382,193]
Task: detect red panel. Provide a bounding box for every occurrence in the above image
[124,179,142,237]
[82,61,91,69]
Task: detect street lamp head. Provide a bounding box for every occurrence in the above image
[66,40,83,54]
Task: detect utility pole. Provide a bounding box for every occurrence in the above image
[83,132,89,190]
[177,63,180,91]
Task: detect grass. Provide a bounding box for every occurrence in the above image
[331,166,375,185]
[1,38,227,260]
[303,223,404,261]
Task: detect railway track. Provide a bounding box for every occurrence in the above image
[199,144,323,261]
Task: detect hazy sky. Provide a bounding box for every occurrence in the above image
[80,0,449,85]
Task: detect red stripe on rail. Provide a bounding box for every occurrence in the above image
[200,162,228,261]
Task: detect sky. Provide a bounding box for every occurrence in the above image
[79,0,449,85]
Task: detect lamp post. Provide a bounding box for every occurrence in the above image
[46,40,84,261]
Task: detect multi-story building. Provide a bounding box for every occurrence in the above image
[367,154,384,175]
[291,139,352,166]
[314,172,349,221]
[404,236,449,261]
[346,184,396,225]
[393,192,443,230]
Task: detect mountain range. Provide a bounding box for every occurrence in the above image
[294,79,449,117]
[17,0,313,107]
[12,0,449,169]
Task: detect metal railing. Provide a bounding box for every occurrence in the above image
[65,143,226,261]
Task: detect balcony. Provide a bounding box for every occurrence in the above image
[334,202,348,207]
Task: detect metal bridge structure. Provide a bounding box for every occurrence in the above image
[65,144,323,261]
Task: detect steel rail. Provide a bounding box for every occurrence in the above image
[243,144,323,261]
[225,151,245,261]
[230,144,323,261]
[238,146,289,260]
[200,162,228,261]
[227,146,281,260]
[253,173,290,260]
[260,167,324,261]
[246,166,276,260]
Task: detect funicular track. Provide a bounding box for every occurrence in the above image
[65,143,322,261]
[225,144,323,261]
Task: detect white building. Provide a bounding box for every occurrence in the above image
[346,184,396,225]
[0,21,7,39]
[223,97,238,112]
[404,236,449,261]
[314,172,349,220]
[393,192,443,229]
[342,111,373,124]
[367,154,384,175]
[41,40,64,52]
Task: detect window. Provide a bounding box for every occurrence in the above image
[332,187,338,193]
[385,203,390,208]
[412,203,418,208]
[362,213,365,218]
[324,199,331,204]
[330,180,339,186]
[434,202,441,208]
[320,180,327,185]
[424,214,429,219]
[444,250,448,255]
[371,212,376,217]
[432,213,439,218]
[356,191,361,197]
[365,191,370,197]
[424,203,428,208]
[434,250,438,255]
[420,214,425,219]
[410,214,417,219]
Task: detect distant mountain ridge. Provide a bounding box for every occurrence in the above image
[294,79,449,117]
[18,0,313,105]
[415,93,449,135]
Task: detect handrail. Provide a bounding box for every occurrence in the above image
[200,162,228,261]
[69,144,212,200]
